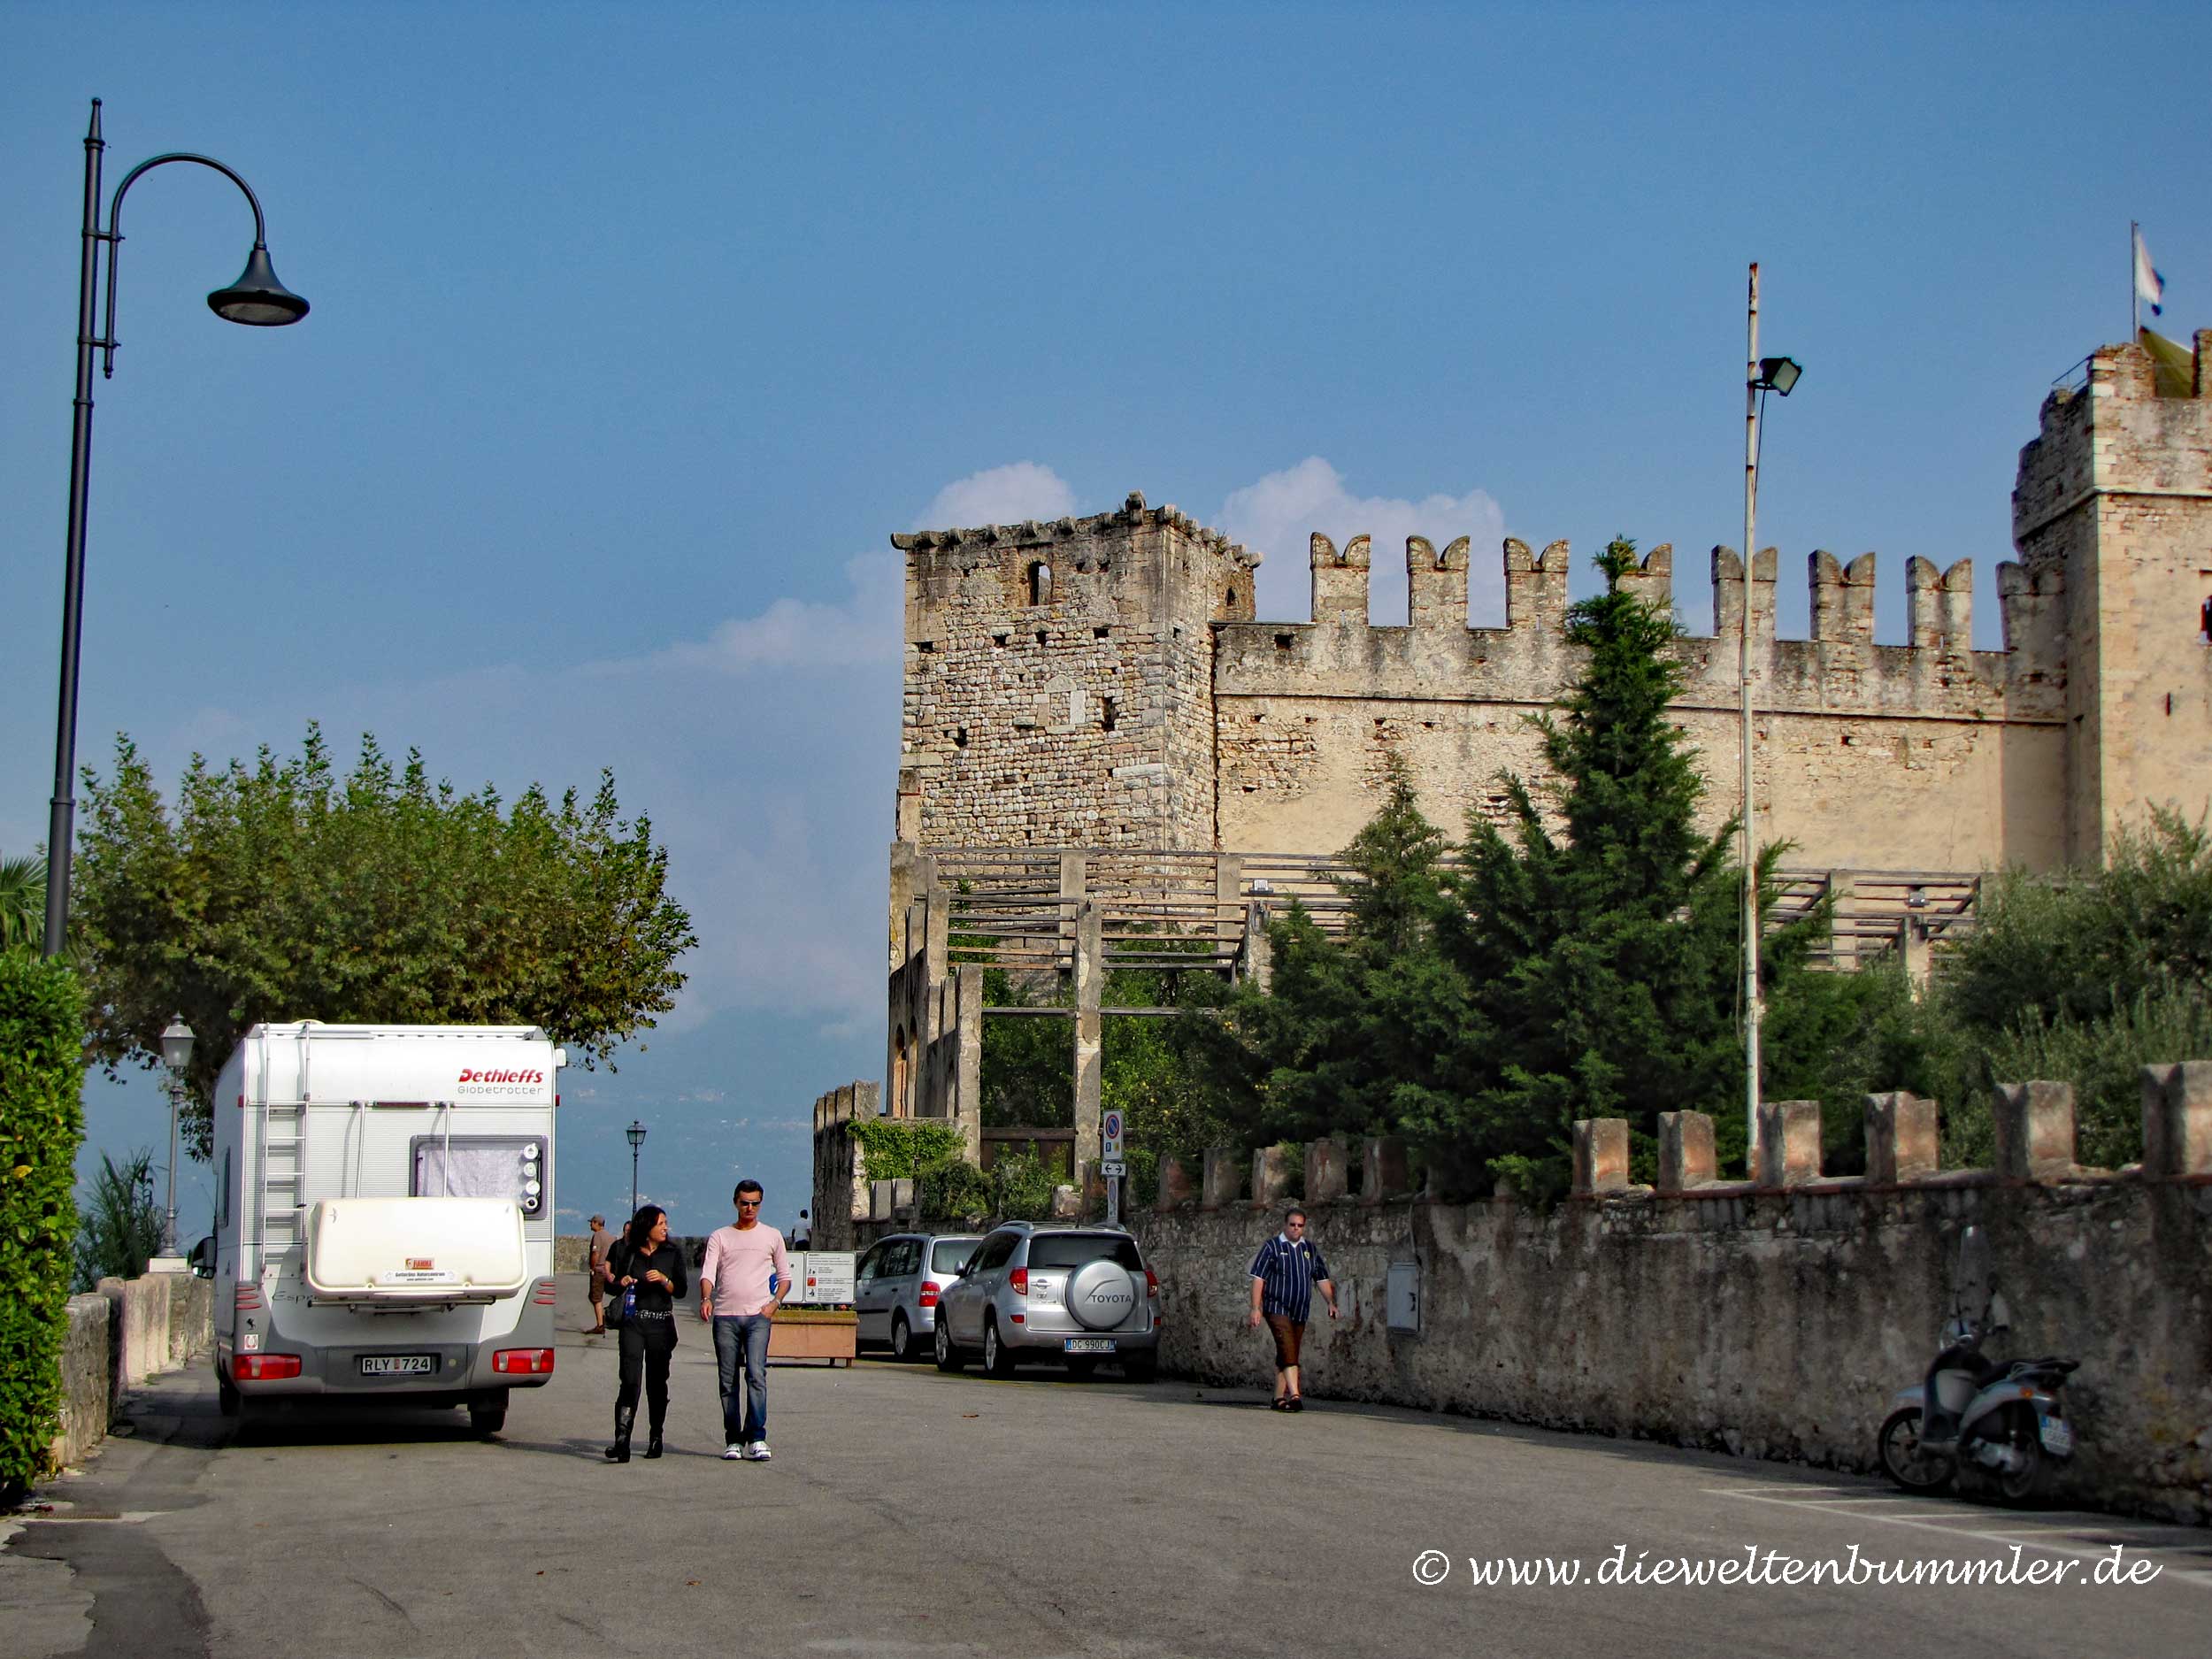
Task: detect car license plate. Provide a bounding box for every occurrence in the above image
[359,1355,434,1376]
[2039,1415,2073,1455]
[1064,1338,1115,1354]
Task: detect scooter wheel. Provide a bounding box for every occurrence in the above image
[1993,1406,2045,1508]
[1878,1407,1949,1493]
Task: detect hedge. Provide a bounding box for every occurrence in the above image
[0,949,87,1500]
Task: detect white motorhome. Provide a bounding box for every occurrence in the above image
[210,1023,563,1433]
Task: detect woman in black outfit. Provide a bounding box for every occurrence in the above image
[604,1203,687,1462]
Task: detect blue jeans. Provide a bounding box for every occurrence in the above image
[712,1314,772,1444]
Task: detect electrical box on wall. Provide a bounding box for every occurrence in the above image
[1386,1259,1420,1333]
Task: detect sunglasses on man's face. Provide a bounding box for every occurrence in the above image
[738,1199,761,1208]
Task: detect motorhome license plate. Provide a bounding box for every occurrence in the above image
[360,1356,434,1376]
[1064,1338,1114,1354]
[2039,1416,2073,1455]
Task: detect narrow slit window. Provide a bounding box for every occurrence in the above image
[1029,562,1053,605]
[1102,697,1118,733]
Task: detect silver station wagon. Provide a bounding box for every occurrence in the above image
[854,1232,982,1362]
[933,1222,1160,1381]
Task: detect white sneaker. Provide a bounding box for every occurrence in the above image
[720,1443,743,1460]
[746,1440,772,1462]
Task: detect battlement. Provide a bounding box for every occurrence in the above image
[1214,535,2062,725]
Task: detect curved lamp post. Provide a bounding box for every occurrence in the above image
[627,1120,648,1217]
[42,99,309,957]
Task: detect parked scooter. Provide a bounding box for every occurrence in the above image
[1877,1225,2078,1505]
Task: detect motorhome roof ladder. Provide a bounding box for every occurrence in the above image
[253,1094,309,1279]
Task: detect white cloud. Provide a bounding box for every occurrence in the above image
[609,551,902,675]
[913,462,1076,532]
[1217,457,1507,626]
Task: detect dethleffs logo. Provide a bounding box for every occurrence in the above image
[457,1068,544,1085]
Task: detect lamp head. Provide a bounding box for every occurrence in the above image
[207,243,310,326]
[159,1013,196,1073]
[1756,356,1802,396]
[626,1120,648,1150]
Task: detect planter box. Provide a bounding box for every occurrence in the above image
[767,1308,856,1366]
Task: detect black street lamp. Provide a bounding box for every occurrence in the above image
[42,99,309,958]
[626,1120,648,1217]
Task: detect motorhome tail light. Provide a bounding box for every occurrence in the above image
[493,1348,556,1375]
[234,1353,301,1380]
[918,1279,942,1309]
[532,1278,558,1306]
[1008,1267,1028,1297]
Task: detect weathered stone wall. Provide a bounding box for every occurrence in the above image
[895,494,1256,853]
[1140,1068,2212,1524]
[44,1271,211,1476]
[1140,1178,2210,1523]
[51,1295,114,1471]
[808,1082,877,1252]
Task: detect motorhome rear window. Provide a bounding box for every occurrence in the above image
[410,1135,546,1217]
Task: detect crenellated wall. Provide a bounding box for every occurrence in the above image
[890,335,2208,883]
[1140,1064,2212,1525]
[1214,534,2065,865]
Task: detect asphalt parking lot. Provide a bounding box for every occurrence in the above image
[6,1279,2207,1658]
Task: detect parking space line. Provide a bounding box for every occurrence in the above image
[1703,1487,2212,1584]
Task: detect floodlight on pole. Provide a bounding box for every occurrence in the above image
[1740,267,1803,1177]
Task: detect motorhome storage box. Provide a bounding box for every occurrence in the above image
[303,1197,529,1302]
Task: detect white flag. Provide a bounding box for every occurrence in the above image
[2134,227,2165,317]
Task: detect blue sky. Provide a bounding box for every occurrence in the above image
[5,3,2205,1238]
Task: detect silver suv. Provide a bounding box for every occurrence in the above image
[854,1232,981,1362]
[933,1223,1160,1381]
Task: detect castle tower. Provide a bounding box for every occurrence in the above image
[2012,334,2212,864]
[891,493,1257,851]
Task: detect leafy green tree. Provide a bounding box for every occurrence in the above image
[0,855,43,953]
[72,725,697,1158]
[1819,810,2212,1169]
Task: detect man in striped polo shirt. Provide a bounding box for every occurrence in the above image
[1248,1207,1338,1412]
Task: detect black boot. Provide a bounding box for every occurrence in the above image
[643,1425,664,1459]
[604,1405,633,1463]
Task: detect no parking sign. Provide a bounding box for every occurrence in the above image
[1102,1109,1123,1163]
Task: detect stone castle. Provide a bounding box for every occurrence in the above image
[853,334,2212,1144]
[893,335,2212,877]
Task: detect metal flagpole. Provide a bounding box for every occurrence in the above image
[2131,220,2139,342]
[1741,263,1763,1172]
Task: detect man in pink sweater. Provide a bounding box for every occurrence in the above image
[698,1179,790,1462]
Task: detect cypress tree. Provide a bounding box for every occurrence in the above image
[1432,537,1755,1195]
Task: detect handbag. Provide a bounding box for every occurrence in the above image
[603,1244,634,1327]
